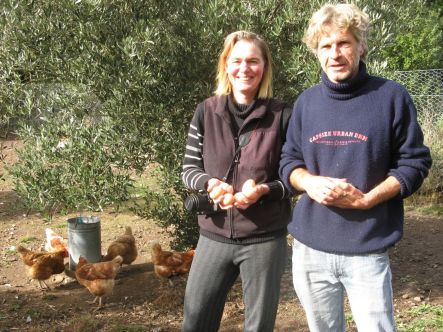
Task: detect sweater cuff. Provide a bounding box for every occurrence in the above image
[388,169,420,198]
[195,174,212,192]
[264,181,286,200]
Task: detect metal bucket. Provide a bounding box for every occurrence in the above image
[67,216,101,270]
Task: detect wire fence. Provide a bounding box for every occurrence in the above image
[390,69,443,195]
[390,69,443,120]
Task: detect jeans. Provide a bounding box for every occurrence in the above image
[182,235,288,332]
[292,239,396,332]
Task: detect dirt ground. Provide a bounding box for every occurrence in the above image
[1,139,442,332]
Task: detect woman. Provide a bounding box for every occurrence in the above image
[181,31,291,332]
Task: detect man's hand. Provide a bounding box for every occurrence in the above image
[289,168,401,210]
[299,174,364,207]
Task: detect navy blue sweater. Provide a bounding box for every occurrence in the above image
[279,62,432,254]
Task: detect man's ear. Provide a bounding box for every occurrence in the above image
[359,44,364,56]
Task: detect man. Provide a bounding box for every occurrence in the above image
[279,3,432,331]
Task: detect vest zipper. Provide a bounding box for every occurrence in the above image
[229,136,239,239]
[228,118,258,239]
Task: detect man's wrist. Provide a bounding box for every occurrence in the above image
[290,169,310,192]
[299,173,311,191]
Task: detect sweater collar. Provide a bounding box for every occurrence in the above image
[227,94,256,119]
[321,61,369,100]
[215,95,268,122]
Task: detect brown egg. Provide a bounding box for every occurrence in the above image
[220,182,234,194]
[209,186,224,200]
[223,193,235,206]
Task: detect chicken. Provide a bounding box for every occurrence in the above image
[17,245,67,290]
[102,226,137,265]
[45,228,69,257]
[151,241,195,283]
[75,255,123,309]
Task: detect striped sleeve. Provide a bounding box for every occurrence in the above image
[181,103,211,191]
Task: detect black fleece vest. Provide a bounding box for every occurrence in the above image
[198,95,291,240]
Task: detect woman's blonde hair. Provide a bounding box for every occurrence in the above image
[303,3,370,58]
[214,31,273,99]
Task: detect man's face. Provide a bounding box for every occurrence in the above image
[317,25,363,83]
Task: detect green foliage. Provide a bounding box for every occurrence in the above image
[7,84,133,218]
[1,0,441,247]
[348,0,442,72]
[380,6,442,70]
[132,186,200,250]
[131,163,199,250]
[397,304,443,332]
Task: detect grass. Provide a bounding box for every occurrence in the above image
[4,247,17,256]
[64,315,148,332]
[51,223,67,229]
[7,303,22,312]
[397,303,443,332]
[340,305,442,332]
[64,314,103,332]
[111,324,147,332]
[345,312,355,329]
[19,236,37,243]
[24,308,42,319]
[405,198,443,217]
[413,204,443,216]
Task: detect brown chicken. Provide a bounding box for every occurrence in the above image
[151,241,195,283]
[75,255,123,309]
[17,245,68,289]
[102,226,137,265]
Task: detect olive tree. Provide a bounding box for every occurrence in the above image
[1,0,440,247]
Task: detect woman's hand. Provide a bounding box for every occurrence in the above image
[234,179,269,210]
[207,178,269,210]
[207,178,234,209]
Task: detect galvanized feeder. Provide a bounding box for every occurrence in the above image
[67,216,101,271]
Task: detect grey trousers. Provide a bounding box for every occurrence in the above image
[181,234,288,332]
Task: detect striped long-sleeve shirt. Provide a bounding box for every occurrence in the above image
[182,103,211,192]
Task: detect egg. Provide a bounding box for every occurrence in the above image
[220,182,234,194]
[223,193,235,206]
[209,186,224,200]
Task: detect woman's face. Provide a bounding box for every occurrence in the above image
[226,40,265,103]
